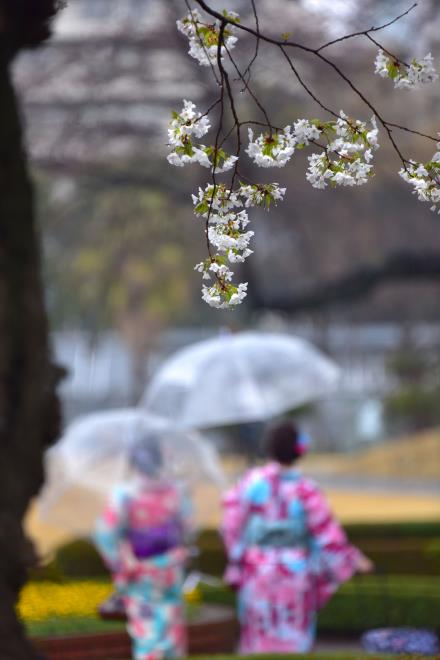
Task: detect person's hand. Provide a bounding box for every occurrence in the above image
[356,552,374,574]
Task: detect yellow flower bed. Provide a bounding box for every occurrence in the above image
[19,580,202,623]
[18,581,113,622]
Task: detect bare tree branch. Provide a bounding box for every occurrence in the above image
[315,3,418,53]
[250,251,440,313]
[193,0,437,166]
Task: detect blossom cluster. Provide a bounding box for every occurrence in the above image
[192,182,285,308]
[246,127,296,168]
[167,100,237,173]
[167,102,380,308]
[399,140,440,213]
[167,100,288,308]
[169,8,440,311]
[247,112,379,188]
[177,8,239,67]
[374,49,438,89]
[307,112,379,188]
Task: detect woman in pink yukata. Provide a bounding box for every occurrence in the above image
[94,436,191,660]
[221,420,373,654]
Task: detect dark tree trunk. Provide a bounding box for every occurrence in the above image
[0,47,61,659]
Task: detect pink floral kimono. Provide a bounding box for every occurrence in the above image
[95,478,191,660]
[221,462,361,654]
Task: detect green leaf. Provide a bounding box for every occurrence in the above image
[183,141,195,157]
[262,141,275,157]
[387,61,400,80]
[194,201,209,215]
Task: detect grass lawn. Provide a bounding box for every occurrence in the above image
[26,615,125,637]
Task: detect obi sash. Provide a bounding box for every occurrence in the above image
[127,518,183,559]
[247,517,308,549]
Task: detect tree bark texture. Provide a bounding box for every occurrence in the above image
[0,49,61,659]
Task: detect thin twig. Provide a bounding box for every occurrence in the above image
[384,122,438,142]
[366,34,409,67]
[279,46,338,118]
[224,41,273,131]
[184,0,221,85]
[198,97,221,121]
[241,0,260,85]
[216,21,242,190]
[315,3,417,53]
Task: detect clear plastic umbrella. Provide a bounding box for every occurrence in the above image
[38,409,226,536]
[140,331,340,429]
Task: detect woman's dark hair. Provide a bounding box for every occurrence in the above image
[129,434,163,477]
[266,420,300,465]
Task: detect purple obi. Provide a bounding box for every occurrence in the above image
[128,519,183,559]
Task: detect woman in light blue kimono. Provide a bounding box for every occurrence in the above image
[94,438,191,660]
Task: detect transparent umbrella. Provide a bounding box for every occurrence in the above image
[38,409,226,536]
[140,331,340,429]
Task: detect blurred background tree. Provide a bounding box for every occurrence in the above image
[41,181,196,397]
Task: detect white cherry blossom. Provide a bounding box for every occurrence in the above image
[239,183,286,208]
[168,100,210,147]
[292,118,322,145]
[177,9,239,67]
[399,141,440,212]
[246,127,296,167]
[374,49,438,89]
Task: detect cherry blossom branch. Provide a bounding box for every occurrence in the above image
[168,0,440,308]
[193,0,433,165]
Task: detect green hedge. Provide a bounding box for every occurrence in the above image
[42,540,108,580]
[40,521,440,583]
[28,561,64,583]
[194,529,227,577]
[200,575,440,632]
[344,522,440,576]
[194,525,440,577]
[344,521,440,538]
[318,575,440,632]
